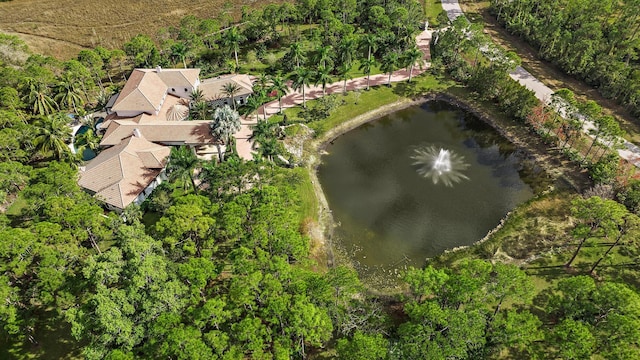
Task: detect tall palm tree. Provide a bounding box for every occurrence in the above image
[170,42,189,68]
[314,66,333,96]
[380,52,399,87]
[401,47,424,83]
[314,45,333,69]
[337,36,357,66]
[222,82,242,110]
[210,105,241,162]
[337,63,353,94]
[359,33,378,63]
[54,72,84,114]
[289,67,313,108]
[246,88,269,121]
[33,112,72,160]
[269,74,289,113]
[167,145,200,193]
[222,27,246,70]
[23,78,58,116]
[287,42,306,69]
[254,74,270,94]
[243,94,262,121]
[359,57,377,90]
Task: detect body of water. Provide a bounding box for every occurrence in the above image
[318,101,544,288]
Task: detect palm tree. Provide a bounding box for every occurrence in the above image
[269,74,289,113]
[167,145,200,193]
[287,42,306,69]
[257,137,279,162]
[222,82,242,110]
[210,105,241,162]
[380,52,400,87]
[170,42,189,68]
[246,88,269,120]
[359,34,378,63]
[75,128,101,154]
[33,112,72,160]
[402,47,424,83]
[23,78,58,116]
[190,88,205,104]
[190,101,210,120]
[359,57,377,90]
[249,119,281,144]
[243,94,262,121]
[337,36,357,66]
[337,63,353,94]
[249,120,282,162]
[314,45,333,69]
[222,27,246,70]
[289,67,313,108]
[54,72,84,114]
[314,66,333,96]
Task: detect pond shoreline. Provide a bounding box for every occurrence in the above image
[304,91,591,277]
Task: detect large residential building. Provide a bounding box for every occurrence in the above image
[199,73,253,108]
[79,67,254,211]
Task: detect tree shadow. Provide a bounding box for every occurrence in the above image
[392,81,421,98]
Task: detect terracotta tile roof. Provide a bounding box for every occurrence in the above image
[199,74,253,101]
[79,134,171,209]
[140,68,200,88]
[111,69,167,115]
[100,120,216,146]
[111,68,200,116]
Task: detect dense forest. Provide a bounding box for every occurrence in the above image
[488,0,640,119]
[1,0,640,358]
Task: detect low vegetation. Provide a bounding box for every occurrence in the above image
[0,0,286,59]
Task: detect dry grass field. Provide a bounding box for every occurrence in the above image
[0,0,285,59]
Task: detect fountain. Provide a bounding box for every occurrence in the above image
[411,145,470,186]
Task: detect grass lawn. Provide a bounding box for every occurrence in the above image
[291,167,318,222]
[424,0,444,27]
[282,73,452,136]
[5,194,27,216]
[0,309,83,360]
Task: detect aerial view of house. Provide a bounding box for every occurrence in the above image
[78,67,254,210]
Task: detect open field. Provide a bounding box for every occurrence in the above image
[0,0,285,59]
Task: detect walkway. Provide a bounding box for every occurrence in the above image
[233,28,433,159]
[442,0,640,167]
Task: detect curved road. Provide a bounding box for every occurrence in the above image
[442,0,640,167]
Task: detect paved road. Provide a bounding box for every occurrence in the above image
[442,0,640,168]
[234,28,433,160]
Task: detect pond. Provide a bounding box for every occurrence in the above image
[317,101,547,289]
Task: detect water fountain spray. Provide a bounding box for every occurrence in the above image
[411,145,470,186]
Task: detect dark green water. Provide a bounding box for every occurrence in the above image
[318,101,542,288]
